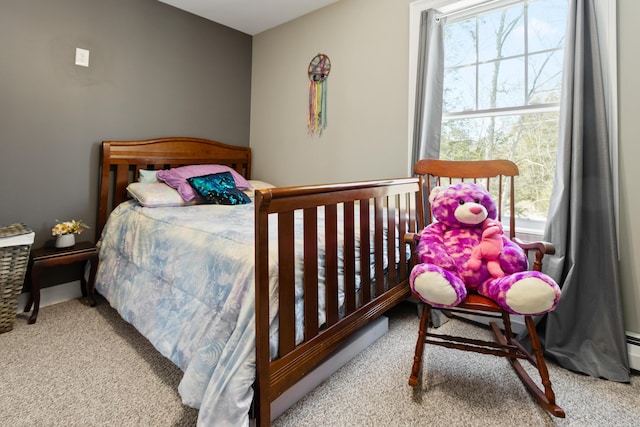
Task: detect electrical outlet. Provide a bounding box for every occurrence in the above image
[75,48,90,67]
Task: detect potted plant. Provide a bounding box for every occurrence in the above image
[51,219,90,248]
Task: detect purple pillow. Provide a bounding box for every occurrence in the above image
[156,165,250,201]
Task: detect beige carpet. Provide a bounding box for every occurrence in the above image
[276,304,640,427]
[0,297,637,426]
[0,297,198,426]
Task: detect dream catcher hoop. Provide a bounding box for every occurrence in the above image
[307,53,331,136]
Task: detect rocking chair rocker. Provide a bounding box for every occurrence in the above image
[407,159,565,418]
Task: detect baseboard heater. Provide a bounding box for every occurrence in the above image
[627,333,640,373]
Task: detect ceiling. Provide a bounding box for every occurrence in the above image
[157,0,339,35]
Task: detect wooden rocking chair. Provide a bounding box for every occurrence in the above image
[407,159,565,418]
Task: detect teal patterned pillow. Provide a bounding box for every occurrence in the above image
[187,172,251,205]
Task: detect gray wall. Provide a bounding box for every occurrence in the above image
[0,0,252,256]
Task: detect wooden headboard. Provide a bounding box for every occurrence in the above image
[97,136,252,238]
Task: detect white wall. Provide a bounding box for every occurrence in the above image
[618,0,640,337]
[250,0,414,186]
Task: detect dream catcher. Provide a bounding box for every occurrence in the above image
[307,53,331,136]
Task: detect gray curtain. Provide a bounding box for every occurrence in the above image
[541,0,629,382]
[411,9,446,327]
[411,9,445,168]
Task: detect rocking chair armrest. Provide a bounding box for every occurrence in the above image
[404,232,421,246]
[513,237,556,273]
[513,237,556,256]
[404,232,421,267]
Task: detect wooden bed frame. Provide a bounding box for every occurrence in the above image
[97,136,421,425]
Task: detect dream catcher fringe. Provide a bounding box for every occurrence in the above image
[307,54,331,136]
[308,78,328,135]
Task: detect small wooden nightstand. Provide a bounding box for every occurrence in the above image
[24,241,98,324]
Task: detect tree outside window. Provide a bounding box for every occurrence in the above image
[439,0,568,234]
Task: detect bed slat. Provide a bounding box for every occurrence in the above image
[398,194,409,280]
[359,199,372,304]
[277,212,296,356]
[114,165,130,207]
[325,204,339,327]
[303,208,319,339]
[374,197,385,296]
[387,196,398,286]
[343,201,357,315]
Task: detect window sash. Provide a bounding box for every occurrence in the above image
[443,102,559,120]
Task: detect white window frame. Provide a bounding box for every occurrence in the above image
[407,0,618,237]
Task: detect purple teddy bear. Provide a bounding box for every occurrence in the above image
[409,182,561,316]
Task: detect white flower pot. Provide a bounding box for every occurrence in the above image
[55,233,75,248]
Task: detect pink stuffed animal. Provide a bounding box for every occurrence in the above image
[467,218,505,278]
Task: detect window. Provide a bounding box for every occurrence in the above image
[436,0,568,234]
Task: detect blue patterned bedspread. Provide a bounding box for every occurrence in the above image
[97,200,264,426]
[95,199,384,426]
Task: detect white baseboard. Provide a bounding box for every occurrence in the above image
[15,280,84,313]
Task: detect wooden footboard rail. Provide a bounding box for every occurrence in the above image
[254,178,421,425]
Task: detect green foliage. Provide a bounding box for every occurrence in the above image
[441,112,558,221]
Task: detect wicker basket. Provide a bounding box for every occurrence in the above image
[0,223,35,333]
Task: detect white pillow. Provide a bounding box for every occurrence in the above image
[127,182,196,207]
[138,169,159,183]
[244,180,276,197]
[249,180,276,190]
